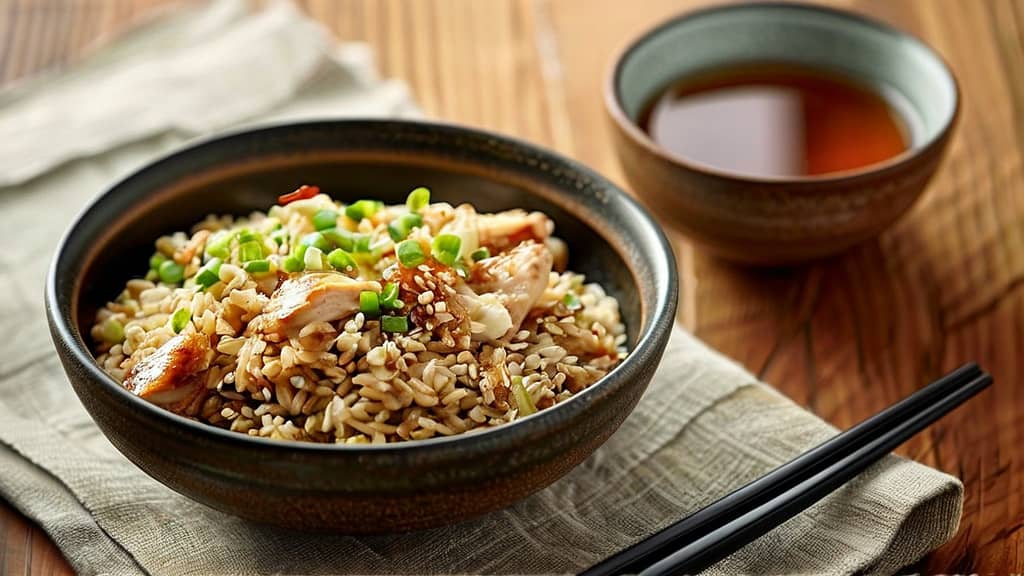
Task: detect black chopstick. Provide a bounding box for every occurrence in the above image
[640,370,991,575]
[581,363,989,576]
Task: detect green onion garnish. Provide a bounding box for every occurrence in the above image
[299,232,333,254]
[511,375,537,416]
[406,187,430,212]
[321,228,354,251]
[359,290,380,317]
[351,234,372,253]
[303,246,325,271]
[170,307,191,334]
[387,213,424,242]
[149,252,168,271]
[345,200,383,221]
[283,255,304,273]
[196,257,222,288]
[244,259,271,274]
[238,241,263,263]
[470,247,490,261]
[562,292,582,311]
[327,249,356,273]
[100,318,124,344]
[381,314,410,333]
[387,222,406,242]
[431,234,462,267]
[397,240,426,268]
[380,282,401,309]
[205,230,233,259]
[237,229,261,243]
[158,260,185,285]
[312,209,338,231]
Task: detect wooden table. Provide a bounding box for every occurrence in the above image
[3,0,1023,573]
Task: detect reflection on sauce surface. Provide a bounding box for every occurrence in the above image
[639,64,912,178]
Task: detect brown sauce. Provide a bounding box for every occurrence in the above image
[639,64,912,177]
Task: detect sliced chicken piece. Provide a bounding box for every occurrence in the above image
[124,332,212,413]
[468,241,553,337]
[457,287,513,342]
[476,210,553,252]
[261,272,381,338]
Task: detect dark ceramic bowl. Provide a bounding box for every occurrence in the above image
[46,120,677,532]
[606,3,959,265]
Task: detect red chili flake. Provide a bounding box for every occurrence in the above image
[277,185,320,206]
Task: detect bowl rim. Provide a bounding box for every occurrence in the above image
[604,1,961,187]
[46,118,678,457]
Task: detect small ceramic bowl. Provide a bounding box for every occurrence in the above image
[46,120,677,532]
[605,2,959,265]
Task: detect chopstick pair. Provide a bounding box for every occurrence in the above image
[582,363,991,576]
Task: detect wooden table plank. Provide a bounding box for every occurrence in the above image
[3,0,1023,573]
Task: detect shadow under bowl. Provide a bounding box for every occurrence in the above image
[45,120,677,532]
[605,2,959,265]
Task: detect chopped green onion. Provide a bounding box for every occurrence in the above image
[359,290,380,317]
[351,234,372,253]
[283,255,304,273]
[562,292,582,311]
[345,199,383,221]
[244,259,271,274]
[381,314,409,333]
[238,241,263,262]
[470,247,491,261]
[387,213,423,241]
[100,318,124,344]
[149,252,168,271]
[320,228,354,251]
[158,260,185,285]
[327,249,356,272]
[312,209,338,231]
[237,229,261,243]
[454,260,470,279]
[299,232,332,253]
[144,270,159,282]
[303,246,326,270]
[205,231,233,259]
[406,187,430,212]
[431,234,462,267]
[511,375,537,416]
[380,282,402,309]
[397,240,426,267]
[196,257,222,288]
[387,222,406,242]
[170,307,191,334]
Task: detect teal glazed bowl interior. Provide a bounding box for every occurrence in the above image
[45,120,677,532]
[606,2,959,265]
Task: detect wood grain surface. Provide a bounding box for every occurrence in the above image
[2,0,1022,573]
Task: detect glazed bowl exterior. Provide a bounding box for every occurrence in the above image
[46,120,677,532]
[606,2,960,265]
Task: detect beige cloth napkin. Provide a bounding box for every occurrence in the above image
[0,1,962,574]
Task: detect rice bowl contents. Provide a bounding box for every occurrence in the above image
[90,186,626,444]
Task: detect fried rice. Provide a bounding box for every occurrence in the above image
[90,185,626,444]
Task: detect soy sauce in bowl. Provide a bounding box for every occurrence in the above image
[638,63,915,178]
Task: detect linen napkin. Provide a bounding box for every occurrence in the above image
[0,1,963,574]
